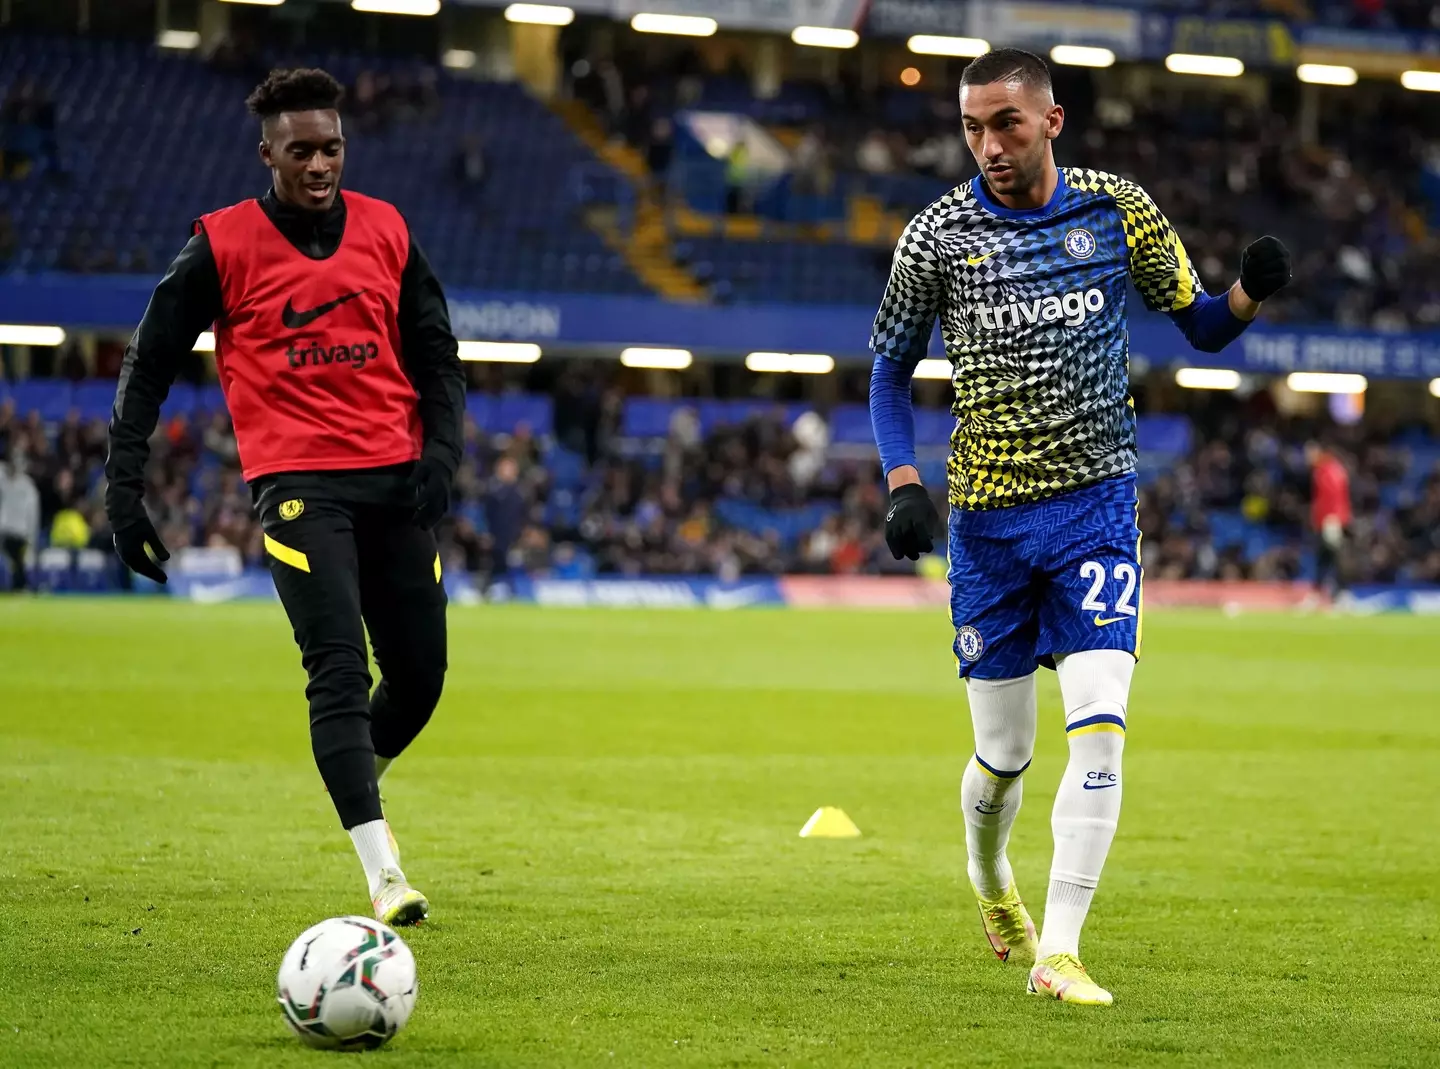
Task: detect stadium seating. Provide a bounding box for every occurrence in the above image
[0,34,646,295]
[6,31,1435,325]
[680,238,888,306]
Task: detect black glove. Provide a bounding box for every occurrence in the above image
[1240,235,1292,303]
[112,516,170,585]
[885,483,939,561]
[408,456,452,531]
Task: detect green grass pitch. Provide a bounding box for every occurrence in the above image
[2,599,1438,1067]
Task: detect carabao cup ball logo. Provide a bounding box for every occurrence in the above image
[1065,228,1097,260]
[957,625,984,661]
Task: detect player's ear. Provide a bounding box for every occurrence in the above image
[259,139,272,167]
[1045,103,1065,140]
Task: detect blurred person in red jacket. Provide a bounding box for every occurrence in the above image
[1306,442,1351,599]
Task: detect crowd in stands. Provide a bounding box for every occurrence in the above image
[2,380,1439,591]
[0,385,894,585]
[1078,89,1440,333]
[1270,0,1438,28]
[572,31,1440,328]
[1059,0,1428,28]
[1081,0,1438,29]
[1140,408,1440,585]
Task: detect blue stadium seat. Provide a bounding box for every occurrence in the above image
[71,380,118,420]
[1137,414,1193,457]
[914,409,953,446]
[828,404,873,445]
[622,397,683,438]
[1207,510,1250,550]
[160,383,199,420]
[492,395,552,435]
[194,385,226,414]
[545,448,587,490]
[465,394,494,430]
[9,380,72,421]
[712,498,841,547]
[0,33,650,298]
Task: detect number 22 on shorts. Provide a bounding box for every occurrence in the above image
[1080,560,1138,625]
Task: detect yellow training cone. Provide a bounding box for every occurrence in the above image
[799,806,862,839]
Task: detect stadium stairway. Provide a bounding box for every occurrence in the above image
[845,193,907,248]
[550,99,708,303]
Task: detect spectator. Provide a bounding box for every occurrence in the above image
[0,399,16,455]
[452,135,487,192]
[1,78,58,178]
[724,140,753,215]
[645,117,674,178]
[49,503,90,550]
[350,71,381,132]
[1307,441,1353,599]
[856,130,895,175]
[0,452,40,591]
[410,69,440,120]
[790,127,831,197]
[485,456,526,574]
[0,209,15,265]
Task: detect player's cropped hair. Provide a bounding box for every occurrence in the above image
[245,68,345,121]
[959,48,1053,93]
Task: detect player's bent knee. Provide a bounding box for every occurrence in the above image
[965,672,1038,775]
[1055,648,1134,715]
[303,650,374,714]
[1063,699,1126,752]
[390,668,445,718]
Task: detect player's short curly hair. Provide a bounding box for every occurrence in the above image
[245,68,345,120]
[960,48,1052,94]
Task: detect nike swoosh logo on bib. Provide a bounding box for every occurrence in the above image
[282,290,366,330]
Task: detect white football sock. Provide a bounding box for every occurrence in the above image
[349,819,401,896]
[1037,649,1133,960]
[375,755,394,783]
[1037,879,1094,960]
[962,673,1038,898]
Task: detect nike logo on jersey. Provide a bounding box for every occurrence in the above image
[965,251,995,266]
[1093,614,1129,627]
[282,290,366,329]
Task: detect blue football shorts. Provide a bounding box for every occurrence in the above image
[947,474,1142,680]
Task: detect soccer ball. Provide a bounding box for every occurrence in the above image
[276,916,418,1050]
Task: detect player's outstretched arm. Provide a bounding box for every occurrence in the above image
[1117,177,1290,353]
[1166,234,1292,353]
[870,214,944,560]
[104,230,222,583]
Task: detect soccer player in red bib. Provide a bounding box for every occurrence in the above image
[104,69,464,927]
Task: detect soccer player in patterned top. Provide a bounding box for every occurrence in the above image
[869,49,1290,1005]
[104,69,465,928]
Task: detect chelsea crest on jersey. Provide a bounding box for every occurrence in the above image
[870,167,1203,510]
